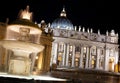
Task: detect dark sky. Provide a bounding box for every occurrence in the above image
[0,0,119,34]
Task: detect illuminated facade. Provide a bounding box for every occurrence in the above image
[49,8,119,72]
[0,5,120,83]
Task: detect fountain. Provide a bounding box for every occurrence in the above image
[0,5,44,76]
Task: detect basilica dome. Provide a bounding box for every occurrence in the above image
[51,8,74,30]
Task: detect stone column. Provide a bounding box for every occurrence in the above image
[79,46,84,68]
[104,47,109,71]
[66,44,70,67]
[114,48,119,64]
[114,48,119,72]
[0,46,2,69]
[89,47,92,68]
[96,47,100,69]
[72,45,75,67]
[31,53,38,72]
[52,43,58,64]
[4,49,9,72]
[62,43,66,66]
[45,45,52,72]
[37,52,43,70]
[6,50,13,72]
[0,46,2,66]
[85,47,89,68]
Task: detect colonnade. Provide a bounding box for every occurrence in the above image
[51,42,119,72]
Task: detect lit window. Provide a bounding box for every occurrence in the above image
[91,55,96,68]
[69,45,73,52]
[57,52,63,66]
[83,47,86,53]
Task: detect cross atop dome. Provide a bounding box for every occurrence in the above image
[60,7,67,17]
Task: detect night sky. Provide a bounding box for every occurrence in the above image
[0,0,119,34]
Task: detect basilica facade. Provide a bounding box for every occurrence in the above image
[0,5,120,83]
[49,7,119,72]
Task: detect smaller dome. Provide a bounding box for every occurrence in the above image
[51,7,74,30]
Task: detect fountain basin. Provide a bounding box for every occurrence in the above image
[0,40,44,52]
[0,40,44,75]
